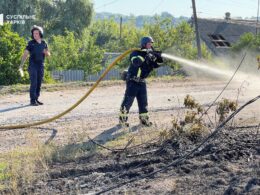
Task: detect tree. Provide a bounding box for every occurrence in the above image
[89,18,211,70]
[0,0,94,37]
[232,32,260,51]
[78,29,105,75]
[89,18,143,52]
[38,0,93,36]
[90,19,120,49]
[0,24,26,85]
[88,19,142,69]
[46,30,104,75]
[0,0,38,37]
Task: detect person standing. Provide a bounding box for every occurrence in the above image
[19,25,50,106]
[119,36,163,127]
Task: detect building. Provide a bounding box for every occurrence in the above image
[192,13,260,56]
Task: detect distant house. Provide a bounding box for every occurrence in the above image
[191,14,260,56]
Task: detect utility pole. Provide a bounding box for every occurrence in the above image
[191,0,202,59]
[256,0,259,35]
[120,16,122,39]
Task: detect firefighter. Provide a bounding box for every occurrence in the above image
[119,36,163,127]
[19,25,50,106]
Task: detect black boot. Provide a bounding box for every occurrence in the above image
[139,114,152,127]
[30,101,39,106]
[119,110,129,127]
[119,116,129,127]
[36,99,43,105]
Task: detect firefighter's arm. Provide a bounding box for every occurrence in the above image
[19,50,29,68]
[145,48,163,64]
[131,55,144,67]
[146,51,164,68]
[43,42,51,57]
[145,54,160,68]
[19,50,29,77]
[257,55,260,69]
[43,49,51,57]
[153,51,163,63]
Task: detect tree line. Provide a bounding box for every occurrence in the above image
[0,0,213,85]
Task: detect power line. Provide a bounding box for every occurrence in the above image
[95,0,120,10]
[150,0,165,15]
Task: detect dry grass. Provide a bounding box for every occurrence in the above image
[184,95,198,109]
[150,178,178,192]
[0,93,241,193]
[165,95,239,142]
[0,125,95,194]
[165,95,207,141]
[216,98,237,122]
[50,123,95,162]
[0,131,55,194]
[104,127,161,150]
[184,94,204,114]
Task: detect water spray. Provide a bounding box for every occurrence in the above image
[161,52,260,94]
[161,53,236,78]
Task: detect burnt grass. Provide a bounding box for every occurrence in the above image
[23,126,260,194]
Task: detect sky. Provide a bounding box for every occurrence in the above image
[93,0,259,19]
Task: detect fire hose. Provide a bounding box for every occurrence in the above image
[0,48,139,130]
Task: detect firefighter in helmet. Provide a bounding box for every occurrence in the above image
[19,25,50,106]
[119,36,163,127]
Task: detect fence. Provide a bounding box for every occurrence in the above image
[51,70,84,82]
[85,65,173,82]
[51,66,173,82]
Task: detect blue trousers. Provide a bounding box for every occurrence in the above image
[28,66,44,103]
[120,80,148,114]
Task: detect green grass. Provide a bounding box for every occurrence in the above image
[0,142,56,194]
[0,162,9,181]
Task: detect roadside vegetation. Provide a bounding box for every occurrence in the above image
[0,0,259,194]
[0,0,210,86]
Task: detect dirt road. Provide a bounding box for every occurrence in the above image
[0,78,260,152]
[1,78,260,194]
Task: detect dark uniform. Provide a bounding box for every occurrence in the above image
[26,39,48,104]
[119,45,163,126]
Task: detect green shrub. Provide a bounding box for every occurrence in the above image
[0,24,27,85]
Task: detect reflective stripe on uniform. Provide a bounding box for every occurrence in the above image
[139,113,148,117]
[131,55,145,63]
[137,68,142,77]
[119,113,128,117]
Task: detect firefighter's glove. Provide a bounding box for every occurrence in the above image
[153,51,162,58]
[152,51,163,63]
[145,52,157,63]
[19,67,24,77]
